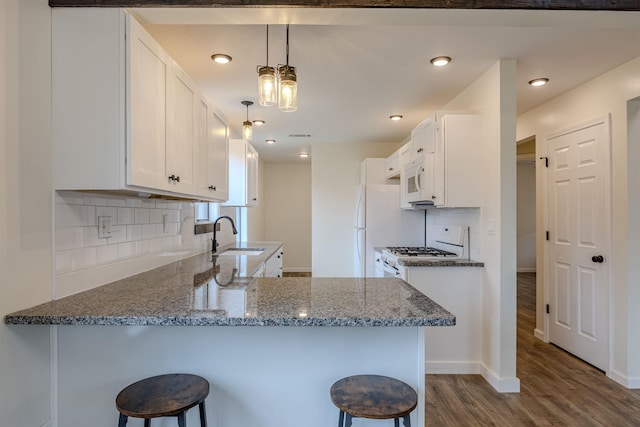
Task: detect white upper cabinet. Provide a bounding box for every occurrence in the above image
[224,139,259,207]
[205,108,230,200]
[127,16,171,191]
[411,116,435,160]
[52,9,228,202]
[384,150,400,178]
[432,114,482,208]
[398,142,413,209]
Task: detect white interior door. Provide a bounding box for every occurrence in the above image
[546,116,610,371]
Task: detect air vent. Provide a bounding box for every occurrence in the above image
[288,134,312,138]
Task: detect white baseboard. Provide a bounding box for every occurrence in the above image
[517,267,537,273]
[480,365,521,393]
[534,328,546,342]
[609,369,640,389]
[426,361,521,393]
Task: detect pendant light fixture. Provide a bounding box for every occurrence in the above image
[257,26,277,107]
[278,24,297,113]
[241,100,253,141]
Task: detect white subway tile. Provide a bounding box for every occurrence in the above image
[96,206,117,219]
[56,251,73,273]
[56,227,84,251]
[55,205,70,227]
[142,200,156,209]
[127,224,143,241]
[117,208,134,225]
[155,201,169,209]
[135,240,150,256]
[82,226,105,247]
[83,195,109,206]
[108,226,127,244]
[117,242,135,260]
[135,208,150,224]
[67,205,96,227]
[107,198,127,207]
[142,224,156,240]
[126,198,143,208]
[70,247,97,271]
[149,209,163,224]
[96,245,118,264]
[172,210,182,223]
[166,223,178,236]
[149,237,163,254]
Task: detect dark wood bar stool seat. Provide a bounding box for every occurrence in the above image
[116,373,209,427]
[330,374,417,427]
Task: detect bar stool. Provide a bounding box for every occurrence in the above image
[330,374,417,427]
[116,373,209,427]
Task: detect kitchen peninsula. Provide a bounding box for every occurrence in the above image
[5,244,454,427]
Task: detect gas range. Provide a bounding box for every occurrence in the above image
[381,225,469,269]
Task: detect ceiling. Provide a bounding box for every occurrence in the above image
[132,8,640,162]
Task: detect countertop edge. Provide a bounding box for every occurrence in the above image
[5,315,455,327]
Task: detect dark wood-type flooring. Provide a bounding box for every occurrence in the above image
[425,272,640,426]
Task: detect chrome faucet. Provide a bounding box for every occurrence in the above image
[212,215,238,254]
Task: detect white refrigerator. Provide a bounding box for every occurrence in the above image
[354,184,425,277]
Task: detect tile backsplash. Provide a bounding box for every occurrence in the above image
[54,191,219,299]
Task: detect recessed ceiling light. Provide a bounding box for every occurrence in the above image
[253,120,266,126]
[266,139,276,144]
[529,78,549,87]
[211,54,232,64]
[430,56,451,67]
[299,153,310,158]
[389,115,403,121]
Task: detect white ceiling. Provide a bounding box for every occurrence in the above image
[132,8,640,162]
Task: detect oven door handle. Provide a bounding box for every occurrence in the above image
[382,261,401,277]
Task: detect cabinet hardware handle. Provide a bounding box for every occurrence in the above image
[208,186,216,191]
[591,255,604,263]
[277,255,281,259]
[168,174,177,182]
[417,148,423,153]
[432,195,436,199]
[253,198,257,201]
[175,176,180,182]
[389,167,393,171]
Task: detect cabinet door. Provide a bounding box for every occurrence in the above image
[127,17,171,190]
[411,116,435,160]
[399,142,413,209]
[433,120,446,207]
[206,111,229,201]
[246,144,259,206]
[385,150,400,178]
[167,64,197,193]
[194,98,209,197]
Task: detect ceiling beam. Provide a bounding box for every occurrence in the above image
[47,0,640,11]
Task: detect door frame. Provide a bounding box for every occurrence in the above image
[540,114,613,373]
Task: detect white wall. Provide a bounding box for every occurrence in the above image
[517,55,640,387]
[0,1,53,426]
[311,142,401,277]
[264,162,312,272]
[442,60,519,392]
[516,162,536,272]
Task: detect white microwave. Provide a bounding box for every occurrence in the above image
[404,158,434,205]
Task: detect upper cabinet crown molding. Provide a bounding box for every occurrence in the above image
[48,0,640,11]
[52,8,229,202]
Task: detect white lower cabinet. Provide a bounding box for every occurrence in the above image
[52,8,228,202]
[403,267,482,373]
[264,248,284,278]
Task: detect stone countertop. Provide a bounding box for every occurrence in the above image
[4,250,455,327]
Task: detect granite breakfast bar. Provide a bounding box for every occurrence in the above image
[5,249,455,427]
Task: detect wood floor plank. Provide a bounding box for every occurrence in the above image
[425,272,640,426]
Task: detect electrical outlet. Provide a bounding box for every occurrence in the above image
[98,216,112,239]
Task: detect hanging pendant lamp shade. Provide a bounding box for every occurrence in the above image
[278,25,297,113]
[241,100,253,141]
[258,26,277,107]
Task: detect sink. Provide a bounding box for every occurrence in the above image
[217,248,265,256]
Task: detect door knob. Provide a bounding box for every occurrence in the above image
[591,255,604,263]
